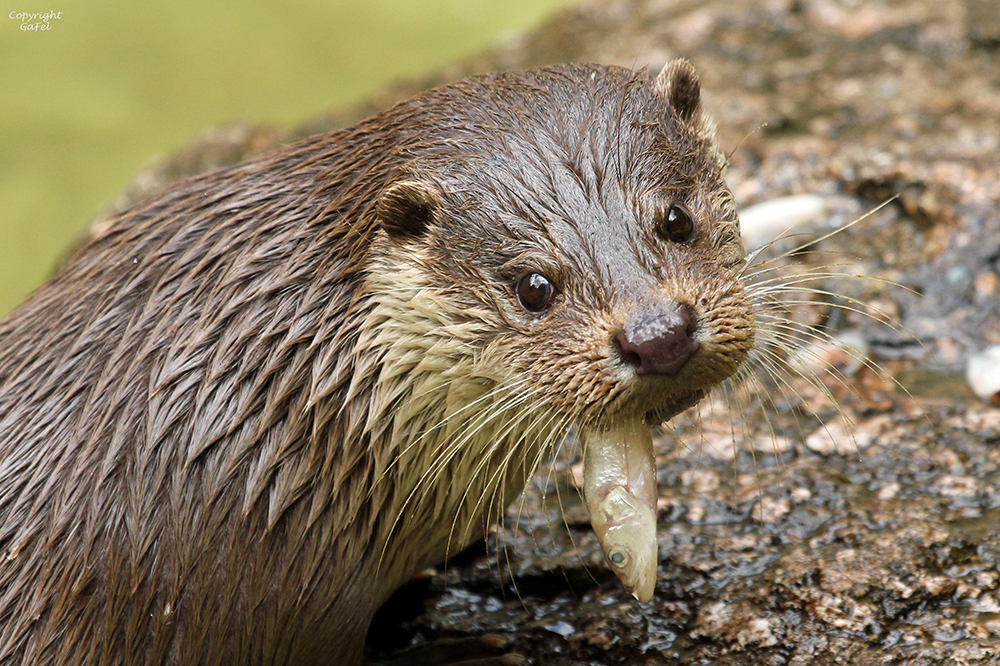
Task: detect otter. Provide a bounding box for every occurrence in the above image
[0,60,754,665]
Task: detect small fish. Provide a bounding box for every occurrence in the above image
[580,418,658,602]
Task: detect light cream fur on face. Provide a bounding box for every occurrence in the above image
[353,253,555,603]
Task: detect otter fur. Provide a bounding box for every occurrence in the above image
[0,61,754,665]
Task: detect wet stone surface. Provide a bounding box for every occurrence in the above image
[95,0,1000,663]
[369,399,1000,665]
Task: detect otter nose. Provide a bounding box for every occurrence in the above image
[616,303,700,375]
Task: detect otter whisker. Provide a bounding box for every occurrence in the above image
[372,378,535,571]
[507,406,575,552]
[372,374,527,495]
[738,196,898,280]
[738,334,861,453]
[759,317,917,407]
[390,378,543,550]
[755,327,867,404]
[753,299,921,373]
[749,276,918,310]
[486,406,570,599]
[376,378,539,556]
[723,122,768,169]
[745,268,894,293]
[442,386,556,564]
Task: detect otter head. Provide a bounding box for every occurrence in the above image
[365,59,754,599]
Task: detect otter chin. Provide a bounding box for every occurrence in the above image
[0,59,754,664]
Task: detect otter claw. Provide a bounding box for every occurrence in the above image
[580,419,658,602]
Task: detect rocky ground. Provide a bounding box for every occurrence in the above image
[96,0,1000,663]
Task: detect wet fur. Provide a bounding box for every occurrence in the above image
[0,63,753,664]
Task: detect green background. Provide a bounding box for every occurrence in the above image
[0,0,570,315]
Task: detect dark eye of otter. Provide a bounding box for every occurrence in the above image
[657,204,695,243]
[516,273,555,313]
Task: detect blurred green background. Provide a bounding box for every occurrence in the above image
[0,0,570,315]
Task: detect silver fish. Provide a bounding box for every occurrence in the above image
[581,418,658,602]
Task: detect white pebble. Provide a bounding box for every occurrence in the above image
[805,418,859,456]
[791,486,812,502]
[545,621,575,637]
[739,194,829,252]
[786,331,871,377]
[966,345,1000,403]
[756,497,791,523]
[877,482,901,500]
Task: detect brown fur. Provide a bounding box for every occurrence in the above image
[0,61,754,665]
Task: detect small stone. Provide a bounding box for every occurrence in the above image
[750,435,795,454]
[787,331,871,378]
[971,595,1000,613]
[791,486,812,502]
[736,617,779,648]
[757,497,791,523]
[974,271,999,297]
[805,418,861,456]
[877,482,901,500]
[938,475,978,498]
[545,621,575,637]
[681,468,720,493]
[739,194,829,252]
[966,346,1000,405]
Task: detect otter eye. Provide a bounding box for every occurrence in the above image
[658,204,694,243]
[516,273,555,312]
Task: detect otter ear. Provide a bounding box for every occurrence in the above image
[654,59,702,124]
[376,180,441,241]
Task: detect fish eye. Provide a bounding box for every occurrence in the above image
[609,549,629,567]
[516,272,555,312]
